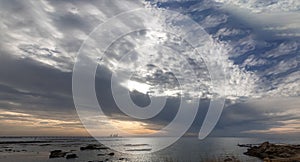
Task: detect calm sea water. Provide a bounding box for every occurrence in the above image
[0,137,298,162]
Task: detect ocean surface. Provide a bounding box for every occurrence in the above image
[0,137,298,162]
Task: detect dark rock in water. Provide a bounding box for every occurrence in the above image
[3,146,12,148]
[244,141,300,160]
[125,148,152,151]
[97,153,105,156]
[124,144,149,147]
[223,155,240,162]
[49,150,67,158]
[66,153,78,159]
[108,152,114,156]
[80,144,108,150]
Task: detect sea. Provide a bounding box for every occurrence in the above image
[0,136,298,162]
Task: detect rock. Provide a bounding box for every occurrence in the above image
[80,144,108,150]
[278,153,292,158]
[223,155,240,162]
[49,150,67,158]
[244,142,300,160]
[66,153,78,159]
[125,148,152,151]
[97,153,105,156]
[224,157,233,162]
[108,152,114,156]
[260,142,270,151]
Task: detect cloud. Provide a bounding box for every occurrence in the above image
[0,0,144,72]
[214,0,300,13]
[0,0,299,137]
[201,97,300,137]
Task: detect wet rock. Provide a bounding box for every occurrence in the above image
[80,144,108,150]
[125,148,152,151]
[223,155,240,162]
[3,146,11,148]
[124,144,149,147]
[66,153,78,159]
[108,152,114,156]
[49,150,67,158]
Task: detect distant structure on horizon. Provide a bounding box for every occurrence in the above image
[109,134,119,138]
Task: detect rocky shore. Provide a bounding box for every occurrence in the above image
[49,144,120,161]
[240,142,300,162]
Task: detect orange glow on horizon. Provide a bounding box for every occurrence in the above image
[0,109,89,136]
[109,120,158,135]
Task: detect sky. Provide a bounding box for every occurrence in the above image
[0,0,300,137]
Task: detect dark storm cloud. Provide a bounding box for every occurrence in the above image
[0,52,73,109]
